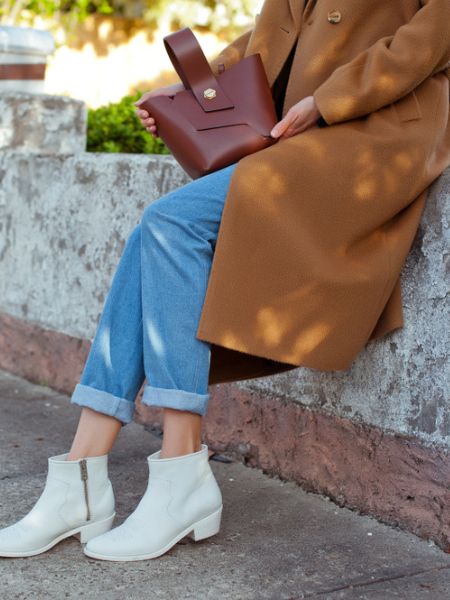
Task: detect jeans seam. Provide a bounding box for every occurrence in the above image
[191,247,210,392]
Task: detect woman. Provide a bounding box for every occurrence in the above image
[0,0,449,561]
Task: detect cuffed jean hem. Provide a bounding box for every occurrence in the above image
[70,383,136,426]
[141,384,210,416]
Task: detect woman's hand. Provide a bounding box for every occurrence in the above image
[134,82,185,137]
[270,95,322,139]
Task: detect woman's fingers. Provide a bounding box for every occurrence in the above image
[135,92,162,136]
[270,111,297,138]
[145,123,158,137]
[135,85,184,135]
[135,109,154,124]
[135,108,157,132]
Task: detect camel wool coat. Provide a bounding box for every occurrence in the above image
[194,0,450,386]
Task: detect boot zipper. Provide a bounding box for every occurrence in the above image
[79,459,91,521]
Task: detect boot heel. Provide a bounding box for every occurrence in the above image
[190,506,222,542]
[75,513,115,544]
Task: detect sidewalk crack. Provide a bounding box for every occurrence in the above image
[300,564,450,598]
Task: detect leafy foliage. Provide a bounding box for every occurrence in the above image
[2,0,258,32]
[0,1,114,25]
[86,91,171,155]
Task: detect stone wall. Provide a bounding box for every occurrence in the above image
[0,92,449,550]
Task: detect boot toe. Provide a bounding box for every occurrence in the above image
[0,524,21,554]
[0,521,43,555]
[84,518,179,561]
[84,521,136,559]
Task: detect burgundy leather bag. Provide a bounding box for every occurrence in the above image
[139,27,278,179]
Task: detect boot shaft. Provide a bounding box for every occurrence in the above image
[49,453,110,486]
[147,445,214,492]
[145,444,222,519]
[44,452,114,525]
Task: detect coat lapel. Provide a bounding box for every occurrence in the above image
[288,0,306,28]
[247,0,305,86]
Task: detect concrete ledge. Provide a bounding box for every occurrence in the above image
[0,148,448,447]
[0,92,86,153]
[1,310,449,552]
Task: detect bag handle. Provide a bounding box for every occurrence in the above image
[163,27,235,112]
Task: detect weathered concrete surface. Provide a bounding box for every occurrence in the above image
[1,369,450,600]
[0,150,190,335]
[0,137,448,447]
[0,92,86,153]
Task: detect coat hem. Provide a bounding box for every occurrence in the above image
[196,325,356,374]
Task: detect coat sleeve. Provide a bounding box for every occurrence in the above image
[208,27,254,76]
[313,0,450,125]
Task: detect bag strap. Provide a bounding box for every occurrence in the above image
[163,27,235,112]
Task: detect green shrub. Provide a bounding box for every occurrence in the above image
[86,91,171,155]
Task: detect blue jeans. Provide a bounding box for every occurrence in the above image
[70,162,239,425]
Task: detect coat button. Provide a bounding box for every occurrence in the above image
[327,10,342,24]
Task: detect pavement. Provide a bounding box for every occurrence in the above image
[0,369,449,600]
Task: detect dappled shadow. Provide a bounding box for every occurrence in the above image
[198,69,448,380]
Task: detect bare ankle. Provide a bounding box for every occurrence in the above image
[159,441,202,459]
[66,451,106,461]
[68,407,122,461]
[160,408,203,459]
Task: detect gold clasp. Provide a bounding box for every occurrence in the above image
[203,88,217,100]
[327,10,342,24]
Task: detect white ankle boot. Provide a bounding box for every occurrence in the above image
[84,443,223,561]
[0,452,115,557]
